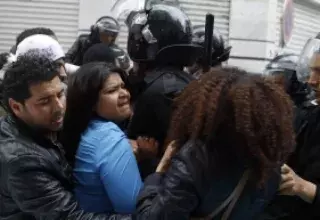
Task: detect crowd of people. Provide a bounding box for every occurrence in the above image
[1,3,320,220]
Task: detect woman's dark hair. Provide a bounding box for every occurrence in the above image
[61,62,128,165]
[166,67,295,186]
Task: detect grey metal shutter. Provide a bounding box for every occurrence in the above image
[179,0,230,41]
[0,0,79,53]
[116,15,128,52]
[276,0,320,54]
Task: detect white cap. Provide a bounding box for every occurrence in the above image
[16,34,65,61]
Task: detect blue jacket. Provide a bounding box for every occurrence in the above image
[74,119,143,214]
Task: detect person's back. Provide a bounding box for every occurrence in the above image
[164,140,280,219]
[136,67,295,220]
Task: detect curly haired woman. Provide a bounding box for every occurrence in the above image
[136,67,295,220]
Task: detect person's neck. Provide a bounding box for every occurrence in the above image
[11,114,57,142]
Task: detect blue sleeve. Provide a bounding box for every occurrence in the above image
[96,126,143,214]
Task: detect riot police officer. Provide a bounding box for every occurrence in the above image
[264,53,314,107]
[66,16,127,66]
[258,39,320,220]
[186,25,231,78]
[125,4,202,178]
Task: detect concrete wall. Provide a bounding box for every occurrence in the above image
[228,0,279,73]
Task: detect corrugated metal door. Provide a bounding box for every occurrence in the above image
[116,0,231,51]
[276,0,320,54]
[0,0,79,53]
[116,16,128,52]
[179,0,230,41]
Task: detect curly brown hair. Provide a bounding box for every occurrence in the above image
[166,67,295,185]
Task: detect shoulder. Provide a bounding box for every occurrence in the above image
[170,140,211,182]
[79,120,126,158]
[83,120,124,141]
[91,122,133,167]
[303,106,320,135]
[85,120,129,152]
[176,140,209,163]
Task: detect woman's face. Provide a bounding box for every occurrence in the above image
[96,73,131,122]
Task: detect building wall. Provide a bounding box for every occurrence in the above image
[0,0,319,73]
[276,0,320,54]
[228,0,320,73]
[0,0,80,52]
[227,0,279,73]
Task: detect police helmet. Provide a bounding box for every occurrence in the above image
[126,4,202,66]
[91,16,120,37]
[192,25,231,66]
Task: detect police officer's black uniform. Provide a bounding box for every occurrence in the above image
[258,54,320,220]
[66,16,126,66]
[124,4,202,178]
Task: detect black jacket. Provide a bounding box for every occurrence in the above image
[65,34,89,66]
[127,67,194,179]
[65,35,126,67]
[127,67,194,148]
[137,141,280,220]
[0,115,131,220]
[258,105,320,220]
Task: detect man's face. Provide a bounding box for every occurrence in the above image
[10,76,66,132]
[55,58,67,82]
[308,53,320,98]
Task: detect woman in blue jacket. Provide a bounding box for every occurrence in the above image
[61,62,142,214]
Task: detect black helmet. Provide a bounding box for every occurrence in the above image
[192,25,231,66]
[91,16,120,37]
[83,43,130,70]
[126,4,202,66]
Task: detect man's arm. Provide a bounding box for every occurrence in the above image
[7,154,132,220]
[65,37,81,64]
